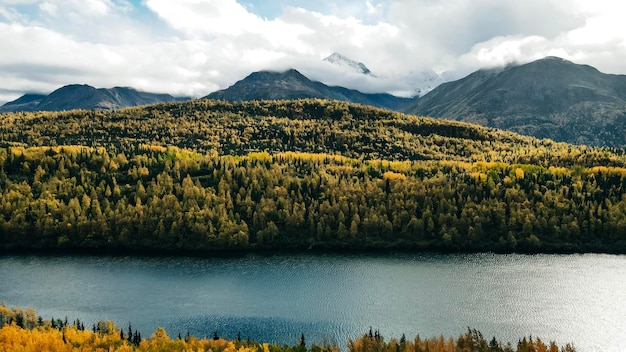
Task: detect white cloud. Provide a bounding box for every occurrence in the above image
[458,36,549,70]
[38,2,57,16]
[0,4,28,22]
[145,0,317,56]
[1,0,626,105]
[146,0,258,37]
[0,22,225,98]
[1,0,39,4]
[67,0,111,17]
[452,0,626,76]
[566,14,626,47]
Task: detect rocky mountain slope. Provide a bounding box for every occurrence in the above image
[0,84,187,112]
[405,57,626,147]
[204,68,414,111]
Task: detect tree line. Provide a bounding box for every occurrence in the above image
[0,304,576,352]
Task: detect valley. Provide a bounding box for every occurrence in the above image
[2,2,625,351]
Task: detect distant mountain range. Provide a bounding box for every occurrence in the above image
[0,84,188,113]
[204,57,626,146]
[405,57,626,147]
[204,68,414,111]
[2,56,625,147]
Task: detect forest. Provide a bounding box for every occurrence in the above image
[0,304,577,352]
[0,99,625,252]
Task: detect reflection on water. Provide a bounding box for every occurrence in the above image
[0,253,624,352]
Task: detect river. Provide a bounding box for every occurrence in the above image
[1,253,624,351]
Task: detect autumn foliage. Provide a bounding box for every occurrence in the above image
[0,304,576,352]
[0,100,625,253]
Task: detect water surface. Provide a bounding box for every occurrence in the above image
[1,253,624,352]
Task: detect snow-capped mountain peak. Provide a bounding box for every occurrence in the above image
[403,69,446,96]
[323,52,373,76]
[320,52,446,97]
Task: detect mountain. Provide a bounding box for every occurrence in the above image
[405,56,626,147]
[0,93,47,113]
[401,69,447,97]
[322,52,445,97]
[0,84,188,112]
[323,52,373,76]
[204,69,414,111]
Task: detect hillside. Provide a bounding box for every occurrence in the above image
[0,84,187,112]
[0,99,625,253]
[1,98,620,166]
[204,69,414,111]
[405,57,626,147]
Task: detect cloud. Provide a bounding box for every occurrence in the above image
[0,0,626,105]
[453,0,626,76]
[0,22,222,97]
[0,4,29,22]
[383,0,586,72]
[146,0,260,37]
[38,2,57,16]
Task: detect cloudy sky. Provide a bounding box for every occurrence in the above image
[1,0,625,103]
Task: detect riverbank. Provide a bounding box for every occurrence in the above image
[0,305,577,352]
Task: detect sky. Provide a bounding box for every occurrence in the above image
[1,0,625,103]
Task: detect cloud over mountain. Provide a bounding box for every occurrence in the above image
[0,0,625,104]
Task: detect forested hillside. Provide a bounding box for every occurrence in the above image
[0,99,625,252]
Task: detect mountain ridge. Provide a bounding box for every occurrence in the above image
[3,56,626,147]
[405,56,626,147]
[204,68,414,111]
[0,84,189,112]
